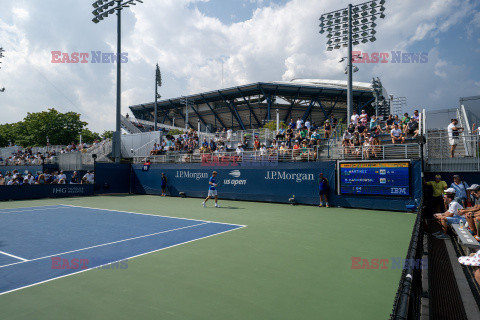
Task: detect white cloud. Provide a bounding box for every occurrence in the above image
[0,0,479,133]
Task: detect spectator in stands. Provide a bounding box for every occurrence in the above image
[276,127,286,140]
[458,250,480,286]
[293,140,301,156]
[351,132,362,158]
[385,114,395,131]
[401,113,410,130]
[357,121,367,137]
[270,139,278,150]
[393,115,401,127]
[227,128,233,141]
[347,123,355,134]
[236,143,244,156]
[412,109,420,122]
[279,142,288,158]
[0,173,4,185]
[253,136,260,151]
[425,175,448,212]
[350,110,359,126]
[285,126,294,142]
[305,119,311,130]
[448,119,464,158]
[289,119,296,130]
[70,171,79,184]
[390,124,405,144]
[359,110,368,126]
[433,193,464,239]
[450,175,469,207]
[57,170,66,182]
[324,120,332,139]
[404,117,419,138]
[83,171,94,184]
[472,123,480,136]
[461,185,480,240]
[329,114,338,128]
[4,172,12,184]
[371,136,381,158]
[363,133,372,159]
[296,118,303,130]
[342,130,353,155]
[369,115,383,134]
[150,143,160,155]
[200,138,210,153]
[36,174,46,185]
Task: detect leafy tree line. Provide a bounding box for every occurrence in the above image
[0,108,113,147]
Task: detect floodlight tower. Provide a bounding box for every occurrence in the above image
[91,0,144,163]
[0,47,5,92]
[154,64,162,131]
[319,0,386,125]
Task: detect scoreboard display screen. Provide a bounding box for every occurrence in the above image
[339,161,410,196]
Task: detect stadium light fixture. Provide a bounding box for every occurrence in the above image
[91,0,144,163]
[318,0,386,125]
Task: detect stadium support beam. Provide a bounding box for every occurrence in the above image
[218,91,246,130]
[302,96,324,122]
[190,103,209,130]
[169,100,192,129]
[237,88,261,127]
[284,87,302,123]
[200,95,227,129]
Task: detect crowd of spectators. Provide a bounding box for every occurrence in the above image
[0,169,94,186]
[341,110,420,158]
[0,140,104,166]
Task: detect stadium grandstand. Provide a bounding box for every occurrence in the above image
[127,79,390,132]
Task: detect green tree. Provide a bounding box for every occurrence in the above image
[262,121,287,131]
[101,130,114,140]
[80,128,101,144]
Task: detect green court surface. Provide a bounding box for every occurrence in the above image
[0,195,416,320]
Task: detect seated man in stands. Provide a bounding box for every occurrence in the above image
[369,115,384,134]
[403,117,419,138]
[200,138,210,153]
[357,121,367,137]
[433,193,464,239]
[401,113,410,130]
[385,114,395,131]
[300,126,308,140]
[276,127,286,140]
[390,124,405,144]
[323,120,332,139]
[150,143,160,155]
[342,130,353,155]
[461,184,480,241]
[236,143,244,156]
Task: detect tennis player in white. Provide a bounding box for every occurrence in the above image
[203,171,220,208]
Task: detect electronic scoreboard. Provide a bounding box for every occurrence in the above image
[338,161,410,196]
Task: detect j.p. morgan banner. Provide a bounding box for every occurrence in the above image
[132,161,422,210]
[0,184,94,201]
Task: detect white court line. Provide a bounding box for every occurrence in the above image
[0,222,209,269]
[59,204,247,227]
[0,250,29,262]
[0,206,64,214]
[0,225,246,296]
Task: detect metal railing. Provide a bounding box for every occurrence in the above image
[134,148,321,164]
[341,143,421,160]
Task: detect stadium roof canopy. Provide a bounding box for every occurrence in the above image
[129,79,383,131]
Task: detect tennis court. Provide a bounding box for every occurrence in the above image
[0,195,416,319]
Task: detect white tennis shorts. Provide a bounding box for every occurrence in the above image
[449,138,458,146]
[208,190,218,197]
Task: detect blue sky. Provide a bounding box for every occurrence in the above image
[0,0,479,132]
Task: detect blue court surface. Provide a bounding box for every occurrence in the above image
[0,205,244,295]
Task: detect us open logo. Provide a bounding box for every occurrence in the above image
[229,170,241,178]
